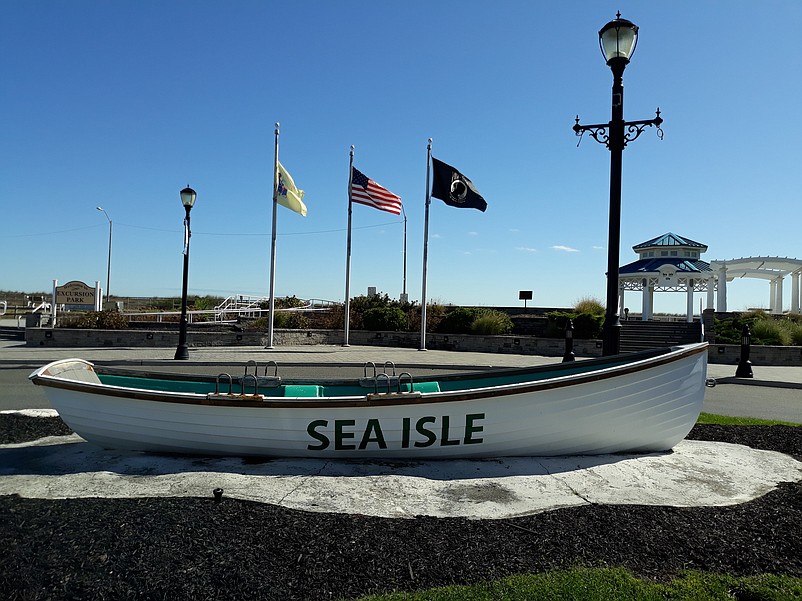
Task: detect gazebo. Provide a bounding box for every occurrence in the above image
[618,233,712,322]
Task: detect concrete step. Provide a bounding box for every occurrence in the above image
[0,326,25,341]
[620,320,702,352]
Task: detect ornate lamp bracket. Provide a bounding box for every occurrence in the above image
[623,108,664,146]
[573,117,610,147]
[574,108,663,149]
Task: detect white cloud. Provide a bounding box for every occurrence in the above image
[552,245,579,253]
[516,246,538,253]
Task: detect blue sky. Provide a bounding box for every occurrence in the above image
[2,1,801,315]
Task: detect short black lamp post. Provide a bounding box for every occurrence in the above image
[562,318,575,363]
[735,324,753,378]
[574,13,664,356]
[174,186,197,361]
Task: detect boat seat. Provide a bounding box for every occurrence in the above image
[43,360,102,385]
[283,384,323,397]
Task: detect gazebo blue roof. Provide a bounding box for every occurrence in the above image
[619,257,712,275]
[632,233,707,251]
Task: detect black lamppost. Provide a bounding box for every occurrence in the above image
[96,207,112,308]
[574,13,664,356]
[174,186,197,360]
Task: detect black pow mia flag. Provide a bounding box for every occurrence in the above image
[430,157,488,212]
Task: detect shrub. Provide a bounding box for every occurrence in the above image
[408,302,445,333]
[362,307,407,331]
[244,312,309,330]
[320,303,345,329]
[437,307,485,334]
[544,310,602,339]
[191,295,220,311]
[714,311,802,346]
[572,312,604,339]
[750,319,791,346]
[244,317,268,331]
[64,310,129,330]
[787,321,802,346]
[275,295,307,309]
[573,296,605,316]
[273,311,309,329]
[471,310,513,335]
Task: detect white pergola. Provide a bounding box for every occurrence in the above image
[709,257,802,315]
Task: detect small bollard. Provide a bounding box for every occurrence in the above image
[562,319,575,363]
[735,324,753,378]
[213,488,224,503]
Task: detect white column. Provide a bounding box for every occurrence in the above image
[716,266,728,312]
[774,276,784,314]
[641,284,654,321]
[706,276,715,310]
[95,281,102,311]
[618,287,625,317]
[641,286,649,320]
[686,279,694,322]
[792,271,801,314]
[769,280,774,312]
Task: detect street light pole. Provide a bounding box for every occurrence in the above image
[573,12,663,356]
[174,186,197,361]
[96,207,112,308]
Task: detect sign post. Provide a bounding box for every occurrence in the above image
[519,290,533,313]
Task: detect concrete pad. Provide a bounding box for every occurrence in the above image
[2,420,800,520]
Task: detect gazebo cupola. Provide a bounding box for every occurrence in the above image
[618,233,713,321]
[633,233,707,261]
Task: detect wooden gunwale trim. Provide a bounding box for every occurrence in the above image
[31,344,707,410]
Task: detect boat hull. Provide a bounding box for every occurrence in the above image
[30,344,708,458]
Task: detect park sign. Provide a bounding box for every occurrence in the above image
[56,281,97,306]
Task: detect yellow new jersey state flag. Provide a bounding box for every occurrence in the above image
[274,161,307,217]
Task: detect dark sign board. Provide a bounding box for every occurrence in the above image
[518,290,533,301]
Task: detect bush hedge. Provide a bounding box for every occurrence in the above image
[715,311,802,346]
[362,307,407,331]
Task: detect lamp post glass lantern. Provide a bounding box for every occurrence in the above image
[174,186,197,360]
[96,207,112,308]
[573,13,663,356]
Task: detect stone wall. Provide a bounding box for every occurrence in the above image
[25,327,601,358]
[23,327,802,366]
[708,343,802,367]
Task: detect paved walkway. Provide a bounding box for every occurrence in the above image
[2,340,801,385]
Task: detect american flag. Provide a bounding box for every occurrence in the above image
[350,167,402,215]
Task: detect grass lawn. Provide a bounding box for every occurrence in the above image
[697,412,801,427]
[352,568,802,600]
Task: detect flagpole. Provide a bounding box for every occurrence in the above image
[420,138,432,351]
[266,122,280,349]
[402,204,407,300]
[343,145,355,347]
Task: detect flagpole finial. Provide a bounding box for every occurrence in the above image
[275,122,280,131]
[350,144,355,156]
